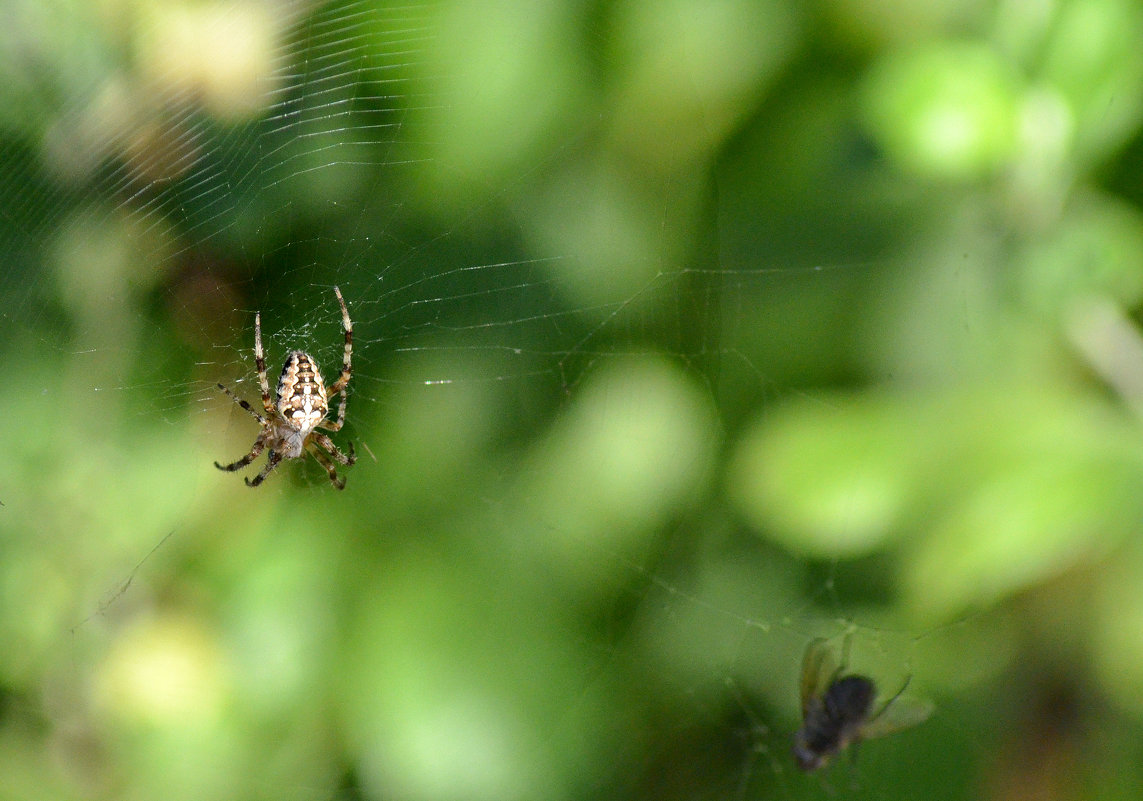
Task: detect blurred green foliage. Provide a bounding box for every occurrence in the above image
[5,0,1143,800]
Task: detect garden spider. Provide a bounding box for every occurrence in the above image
[214,286,356,489]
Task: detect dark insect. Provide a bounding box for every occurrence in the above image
[793,637,933,772]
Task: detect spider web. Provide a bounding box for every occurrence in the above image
[0,2,997,800]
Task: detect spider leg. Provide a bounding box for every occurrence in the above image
[318,390,347,432]
[216,383,266,423]
[215,436,267,471]
[311,432,355,465]
[245,449,283,487]
[325,286,353,398]
[253,311,275,417]
[307,442,347,489]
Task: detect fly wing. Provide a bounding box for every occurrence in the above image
[799,638,838,717]
[858,696,934,740]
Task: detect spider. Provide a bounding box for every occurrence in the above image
[214,286,356,489]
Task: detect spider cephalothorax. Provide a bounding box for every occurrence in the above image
[214,286,356,489]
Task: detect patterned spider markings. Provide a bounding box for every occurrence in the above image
[214,286,356,489]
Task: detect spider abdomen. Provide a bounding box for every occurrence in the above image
[276,350,329,436]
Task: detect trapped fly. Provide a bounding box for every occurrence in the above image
[793,637,933,772]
